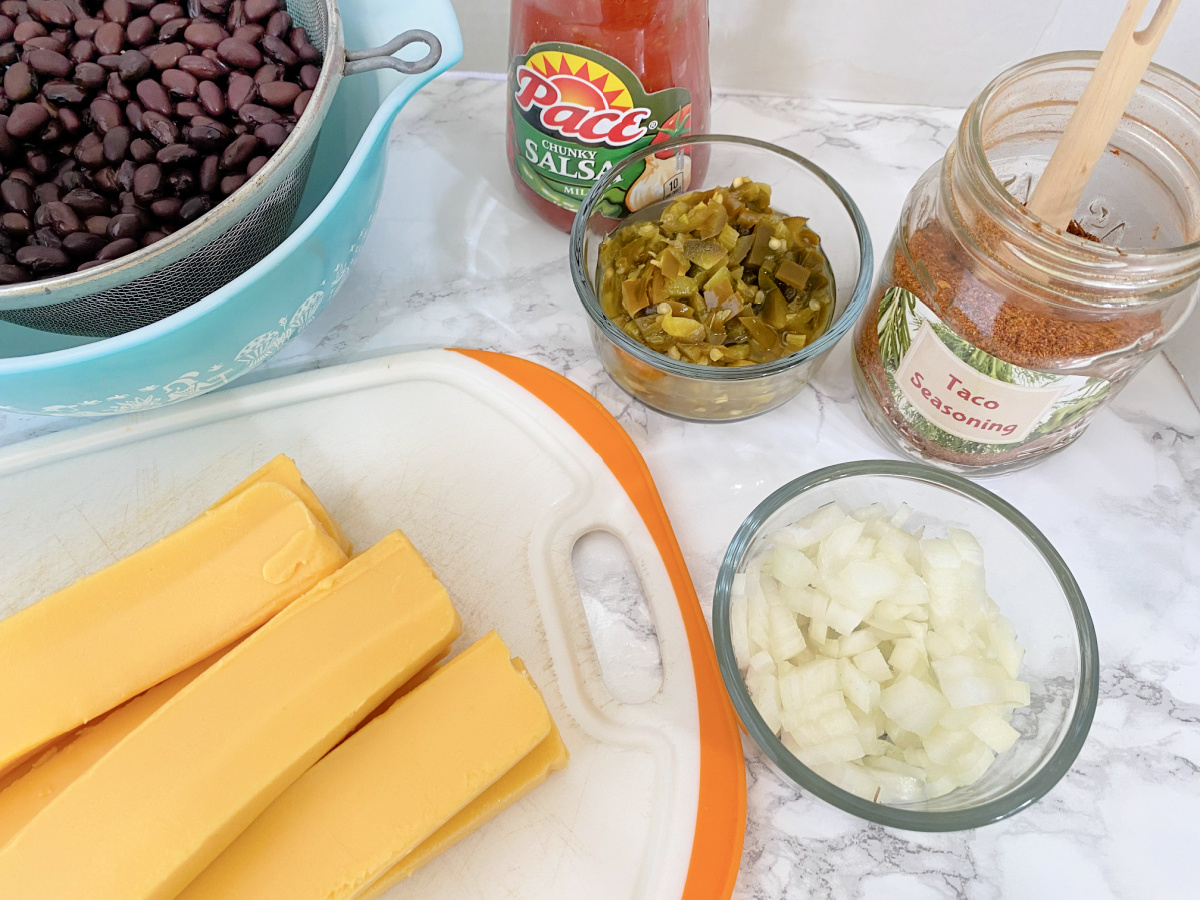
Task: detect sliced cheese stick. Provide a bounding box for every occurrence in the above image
[177,632,558,900]
[0,643,237,850]
[360,684,569,897]
[0,530,459,900]
[0,481,348,771]
[213,454,353,555]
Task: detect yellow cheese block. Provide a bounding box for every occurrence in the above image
[0,530,460,900]
[0,644,235,850]
[176,632,554,900]
[0,481,347,771]
[214,454,353,555]
[362,705,569,898]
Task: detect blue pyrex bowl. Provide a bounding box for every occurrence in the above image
[0,0,462,417]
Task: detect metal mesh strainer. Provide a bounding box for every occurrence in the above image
[0,0,440,338]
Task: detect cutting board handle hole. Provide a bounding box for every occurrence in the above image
[571,531,664,705]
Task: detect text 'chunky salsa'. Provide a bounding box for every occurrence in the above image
[597,177,832,366]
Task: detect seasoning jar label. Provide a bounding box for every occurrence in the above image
[508,41,691,213]
[876,286,1112,452]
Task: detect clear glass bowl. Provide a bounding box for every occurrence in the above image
[712,460,1099,830]
[569,134,873,421]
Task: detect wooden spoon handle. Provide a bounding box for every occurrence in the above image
[1027,0,1181,231]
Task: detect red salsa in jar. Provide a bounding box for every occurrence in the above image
[507,0,711,231]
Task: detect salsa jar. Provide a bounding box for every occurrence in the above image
[853,53,1200,475]
[507,0,711,231]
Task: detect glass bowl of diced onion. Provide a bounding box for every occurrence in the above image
[712,460,1099,830]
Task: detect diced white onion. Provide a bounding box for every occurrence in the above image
[734,499,1029,803]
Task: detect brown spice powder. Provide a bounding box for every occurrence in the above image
[856,220,1165,467]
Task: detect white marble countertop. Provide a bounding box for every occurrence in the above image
[2,75,1198,900]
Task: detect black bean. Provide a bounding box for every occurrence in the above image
[265,9,289,38]
[244,152,265,175]
[0,42,18,67]
[73,132,103,167]
[215,35,257,68]
[148,3,182,25]
[13,21,48,44]
[39,198,79,233]
[125,14,152,44]
[0,15,13,42]
[124,98,141,128]
[0,179,32,217]
[101,122,129,161]
[223,0,243,26]
[154,140,194,165]
[116,47,150,79]
[25,36,68,54]
[196,76,222,115]
[166,163,192,193]
[177,191,207,221]
[251,61,278,83]
[106,71,130,101]
[6,101,48,137]
[148,41,184,69]
[182,19,223,48]
[114,157,134,190]
[160,66,195,97]
[289,27,318,62]
[62,186,106,214]
[242,0,272,20]
[225,69,252,108]
[30,226,64,248]
[134,76,169,114]
[252,119,283,148]
[15,242,67,270]
[259,33,293,66]
[58,166,87,188]
[257,78,296,108]
[92,20,121,55]
[68,37,93,62]
[218,171,242,194]
[148,194,177,219]
[3,60,33,99]
[103,0,130,23]
[42,79,85,103]
[73,16,100,38]
[96,235,135,258]
[92,165,117,191]
[37,119,63,144]
[106,208,140,238]
[29,0,72,26]
[230,23,259,43]
[292,89,309,117]
[26,46,69,75]
[158,17,190,43]
[32,180,56,205]
[197,150,216,190]
[73,59,103,87]
[236,101,275,126]
[0,262,26,281]
[218,129,253,170]
[173,99,200,117]
[139,108,176,143]
[186,119,224,149]
[178,52,220,78]
[62,228,103,256]
[128,135,153,161]
[83,212,108,233]
[0,210,29,234]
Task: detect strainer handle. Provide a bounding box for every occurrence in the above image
[344,29,442,76]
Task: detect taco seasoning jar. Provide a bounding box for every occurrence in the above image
[853,53,1200,475]
[507,0,711,231]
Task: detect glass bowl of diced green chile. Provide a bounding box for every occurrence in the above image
[570,135,873,421]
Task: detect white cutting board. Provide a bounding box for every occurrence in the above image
[0,349,744,900]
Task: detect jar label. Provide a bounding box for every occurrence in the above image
[876,286,1111,452]
[509,41,692,213]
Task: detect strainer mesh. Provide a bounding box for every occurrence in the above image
[0,0,332,339]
